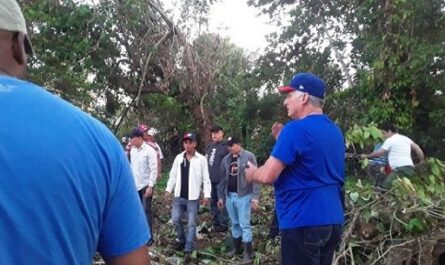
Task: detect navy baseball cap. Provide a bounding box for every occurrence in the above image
[227,136,241,146]
[210,125,224,133]
[130,128,144,138]
[182,132,197,142]
[278,73,326,99]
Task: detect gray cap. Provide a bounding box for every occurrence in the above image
[0,0,33,54]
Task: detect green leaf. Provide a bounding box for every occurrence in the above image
[431,164,440,177]
[376,223,386,233]
[364,130,370,139]
[405,218,425,233]
[349,192,359,203]
[370,127,382,139]
[360,191,372,201]
[370,210,379,218]
[348,241,361,247]
[361,158,369,169]
[355,179,364,188]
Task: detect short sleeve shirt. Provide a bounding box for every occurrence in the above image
[381,134,414,169]
[271,115,345,229]
[0,76,149,264]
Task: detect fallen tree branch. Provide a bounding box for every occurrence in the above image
[369,239,415,265]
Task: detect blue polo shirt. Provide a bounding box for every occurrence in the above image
[0,76,149,264]
[271,115,345,229]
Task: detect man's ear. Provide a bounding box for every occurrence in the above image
[302,93,310,104]
[12,32,27,65]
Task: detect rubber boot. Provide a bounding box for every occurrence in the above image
[227,237,242,258]
[242,241,253,263]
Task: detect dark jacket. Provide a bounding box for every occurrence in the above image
[218,149,260,200]
[206,140,229,183]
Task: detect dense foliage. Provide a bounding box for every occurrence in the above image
[249,0,445,159]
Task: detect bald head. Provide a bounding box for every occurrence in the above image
[0,29,27,78]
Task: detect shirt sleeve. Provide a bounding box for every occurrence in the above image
[218,156,228,200]
[166,155,179,193]
[250,153,260,200]
[147,147,158,187]
[201,156,212,198]
[97,146,149,257]
[156,143,164,160]
[271,123,303,165]
[380,138,392,151]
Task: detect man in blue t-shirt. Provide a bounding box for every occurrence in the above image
[246,73,345,265]
[0,1,150,264]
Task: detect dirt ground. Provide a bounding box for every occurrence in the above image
[148,185,280,265]
[92,184,280,265]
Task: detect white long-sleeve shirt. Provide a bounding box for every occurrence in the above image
[166,151,211,200]
[130,142,158,190]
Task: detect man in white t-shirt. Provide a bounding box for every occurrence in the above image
[362,124,425,189]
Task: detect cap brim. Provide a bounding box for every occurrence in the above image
[277,86,294,94]
[182,137,196,142]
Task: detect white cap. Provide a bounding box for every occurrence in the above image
[0,0,33,54]
[147,128,158,136]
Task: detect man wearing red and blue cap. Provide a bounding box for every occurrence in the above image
[165,132,211,253]
[246,73,345,265]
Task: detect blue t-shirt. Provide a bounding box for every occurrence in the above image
[0,76,149,264]
[271,115,345,229]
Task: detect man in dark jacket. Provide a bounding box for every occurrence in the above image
[218,136,259,263]
[206,125,229,232]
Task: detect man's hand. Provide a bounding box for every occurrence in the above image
[144,186,154,198]
[359,154,368,159]
[217,199,224,209]
[271,122,284,140]
[245,161,257,183]
[201,197,210,206]
[251,199,259,211]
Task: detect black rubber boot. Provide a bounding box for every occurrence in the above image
[242,241,253,263]
[227,237,242,258]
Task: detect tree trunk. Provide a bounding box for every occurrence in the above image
[191,101,213,152]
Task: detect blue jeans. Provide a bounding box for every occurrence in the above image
[281,225,343,265]
[269,208,279,238]
[211,182,228,227]
[225,192,252,242]
[171,197,199,251]
[138,186,153,244]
